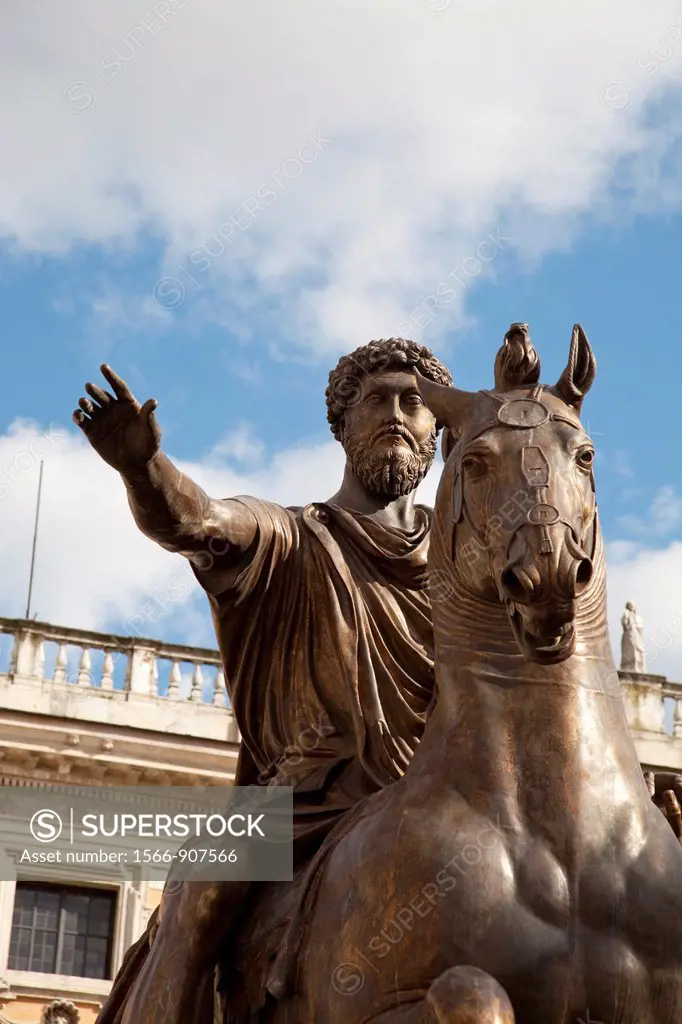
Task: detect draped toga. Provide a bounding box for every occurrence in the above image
[95,496,435,1024]
[204,496,435,853]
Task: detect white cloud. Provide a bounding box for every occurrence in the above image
[607,539,682,680]
[206,424,266,467]
[617,484,682,537]
[3,1,682,351]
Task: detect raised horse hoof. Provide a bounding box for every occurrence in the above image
[426,966,515,1023]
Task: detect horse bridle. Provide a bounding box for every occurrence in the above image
[450,385,598,572]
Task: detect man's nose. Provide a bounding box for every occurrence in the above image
[386,396,403,422]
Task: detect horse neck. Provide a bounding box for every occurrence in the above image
[414,529,652,848]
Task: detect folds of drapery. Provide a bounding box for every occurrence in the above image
[96,497,437,1023]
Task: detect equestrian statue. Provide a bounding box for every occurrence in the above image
[72,326,682,1023]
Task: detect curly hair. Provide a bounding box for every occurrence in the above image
[325,338,453,441]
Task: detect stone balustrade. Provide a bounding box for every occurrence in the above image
[0,617,240,745]
[3,615,682,771]
[620,671,682,772]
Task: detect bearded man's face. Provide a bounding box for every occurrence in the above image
[340,371,438,498]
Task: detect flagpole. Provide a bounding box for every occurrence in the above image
[25,460,44,620]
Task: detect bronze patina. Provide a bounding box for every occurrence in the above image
[239,325,682,1022]
[73,339,452,1024]
[73,328,682,1023]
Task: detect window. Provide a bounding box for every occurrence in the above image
[8,883,116,979]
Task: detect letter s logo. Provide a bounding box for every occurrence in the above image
[30,810,63,843]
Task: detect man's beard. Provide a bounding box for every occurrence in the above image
[343,424,438,498]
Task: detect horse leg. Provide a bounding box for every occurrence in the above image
[370,967,515,1024]
[120,879,250,1024]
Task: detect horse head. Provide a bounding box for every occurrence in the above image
[417,323,599,665]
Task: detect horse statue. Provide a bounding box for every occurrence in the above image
[226,324,682,1023]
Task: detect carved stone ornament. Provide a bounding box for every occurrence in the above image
[40,1000,80,1024]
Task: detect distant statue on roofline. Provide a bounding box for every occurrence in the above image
[621,600,646,673]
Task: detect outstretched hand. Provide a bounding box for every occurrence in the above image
[645,771,682,844]
[73,364,161,473]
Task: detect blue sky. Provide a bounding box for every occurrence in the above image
[1,0,682,681]
[2,210,679,530]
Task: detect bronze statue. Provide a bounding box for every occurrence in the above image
[73,338,453,1024]
[73,328,682,1023]
[226,324,682,1022]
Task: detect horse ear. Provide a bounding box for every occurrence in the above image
[440,427,458,463]
[414,370,475,431]
[554,324,596,412]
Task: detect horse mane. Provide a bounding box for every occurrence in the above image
[494,330,541,392]
[429,444,458,592]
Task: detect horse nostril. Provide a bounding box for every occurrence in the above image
[500,567,533,603]
[574,558,593,593]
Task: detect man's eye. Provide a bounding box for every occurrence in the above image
[405,395,423,405]
[365,394,383,405]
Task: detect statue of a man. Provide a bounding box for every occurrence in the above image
[74,328,678,1023]
[73,337,452,1024]
[621,600,646,673]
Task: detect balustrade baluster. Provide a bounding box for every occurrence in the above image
[77,648,92,687]
[212,667,227,707]
[101,651,114,691]
[190,664,203,702]
[53,643,67,684]
[168,661,181,700]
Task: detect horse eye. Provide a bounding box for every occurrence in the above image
[462,455,486,476]
[577,449,594,469]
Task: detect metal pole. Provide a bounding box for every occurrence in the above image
[25,460,44,619]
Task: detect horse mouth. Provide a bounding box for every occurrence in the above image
[507,605,576,664]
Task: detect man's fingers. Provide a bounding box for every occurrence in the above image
[100,363,134,402]
[85,382,113,407]
[141,398,161,444]
[141,398,158,420]
[72,409,91,433]
[663,790,682,838]
[78,397,95,416]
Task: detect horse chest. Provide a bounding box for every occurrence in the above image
[508,834,571,927]
[376,811,682,992]
[509,826,682,952]
[488,827,682,1021]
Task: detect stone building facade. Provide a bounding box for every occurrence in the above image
[0,616,240,1023]
[0,611,680,1021]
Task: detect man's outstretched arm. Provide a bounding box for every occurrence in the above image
[72,365,258,587]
